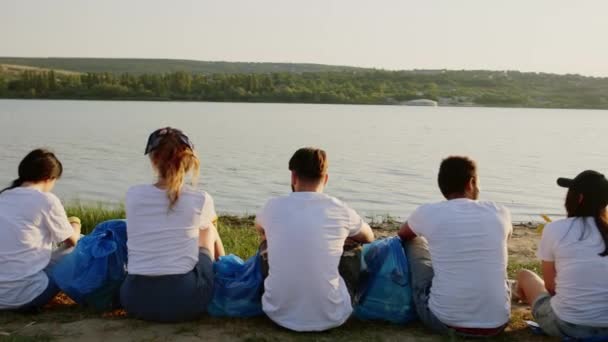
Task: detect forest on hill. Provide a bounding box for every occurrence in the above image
[0,57,365,75]
[1,59,607,109]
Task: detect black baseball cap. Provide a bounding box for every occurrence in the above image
[557,170,608,198]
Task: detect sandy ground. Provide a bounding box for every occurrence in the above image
[1,225,549,342]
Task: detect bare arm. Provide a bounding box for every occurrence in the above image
[349,222,374,243]
[255,222,266,241]
[62,221,81,247]
[398,222,417,241]
[541,261,557,296]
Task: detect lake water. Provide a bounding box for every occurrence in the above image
[0,99,606,222]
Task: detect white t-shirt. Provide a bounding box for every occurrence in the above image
[407,198,512,328]
[0,187,74,309]
[125,184,217,276]
[537,217,608,327]
[255,192,367,332]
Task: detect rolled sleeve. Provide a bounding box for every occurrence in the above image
[44,196,74,243]
[346,207,365,237]
[537,224,555,261]
[200,193,217,230]
[406,205,429,237]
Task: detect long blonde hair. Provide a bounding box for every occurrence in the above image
[149,130,200,209]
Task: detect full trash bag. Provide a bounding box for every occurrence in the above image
[52,219,128,311]
[207,253,264,317]
[354,236,417,324]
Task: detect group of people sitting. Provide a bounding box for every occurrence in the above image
[0,126,607,339]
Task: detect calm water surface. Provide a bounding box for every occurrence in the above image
[1,99,606,222]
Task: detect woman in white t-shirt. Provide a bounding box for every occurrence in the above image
[0,149,81,311]
[119,127,225,322]
[517,170,608,339]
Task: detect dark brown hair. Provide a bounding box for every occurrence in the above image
[565,189,608,257]
[437,156,477,198]
[0,149,63,194]
[288,147,328,182]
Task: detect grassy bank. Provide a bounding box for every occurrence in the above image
[65,204,262,258]
[0,204,548,341]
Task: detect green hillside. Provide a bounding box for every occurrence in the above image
[1,58,607,109]
[0,57,367,75]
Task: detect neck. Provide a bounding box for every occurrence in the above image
[21,181,46,192]
[294,183,324,193]
[446,193,469,200]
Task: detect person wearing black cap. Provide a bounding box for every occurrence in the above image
[516,170,608,339]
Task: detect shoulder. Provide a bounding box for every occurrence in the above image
[180,186,207,200]
[477,201,511,218]
[261,194,289,209]
[321,194,359,215]
[543,218,576,237]
[126,184,154,198]
[411,201,442,217]
[36,191,63,211]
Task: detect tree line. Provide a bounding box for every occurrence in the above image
[1,69,607,109]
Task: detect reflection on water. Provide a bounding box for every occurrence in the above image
[1,99,607,222]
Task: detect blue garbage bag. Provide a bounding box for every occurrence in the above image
[354,237,417,324]
[207,253,264,317]
[52,219,128,310]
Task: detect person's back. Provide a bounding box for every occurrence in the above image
[408,198,510,327]
[255,147,374,332]
[119,127,225,322]
[0,149,80,311]
[539,217,608,326]
[257,193,363,331]
[399,156,512,336]
[126,184,214,276]
[517,170,608,339]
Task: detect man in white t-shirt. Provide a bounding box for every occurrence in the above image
[255,147,375,332]
[398,156,512,337]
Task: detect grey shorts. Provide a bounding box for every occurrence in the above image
[120,248,214,322]
[533,294,608,339]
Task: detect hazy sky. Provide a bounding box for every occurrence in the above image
[2,0,608,76]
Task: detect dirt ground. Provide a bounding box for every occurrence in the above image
[0,225,551,342]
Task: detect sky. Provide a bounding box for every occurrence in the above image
[2,0,608,76]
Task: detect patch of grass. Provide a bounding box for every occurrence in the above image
[217,215,260,259]
[65,202,125,234]
[507,261,541,279]
[0,334,54,342]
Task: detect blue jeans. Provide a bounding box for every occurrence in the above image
[15,246,73,312]
[120,248,214,322]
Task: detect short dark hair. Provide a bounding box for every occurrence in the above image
[288,147,328,182]
[437,156,477,198]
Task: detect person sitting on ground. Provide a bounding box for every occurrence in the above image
[0,149,81,312]
[255,147,375,332]
[516,170,608,339]
[120,127,225,322]
[398,156,512,337]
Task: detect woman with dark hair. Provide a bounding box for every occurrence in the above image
[517,170,608,339]
[0,149,81,311]
[120,127,225,322]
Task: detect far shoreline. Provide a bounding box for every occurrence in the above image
[1,97,608,112]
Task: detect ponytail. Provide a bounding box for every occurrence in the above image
[0,178,23,195]
[595,214,608,257]
[149,130,200,209]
